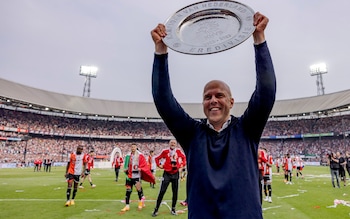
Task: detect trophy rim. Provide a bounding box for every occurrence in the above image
[163,0,256,55]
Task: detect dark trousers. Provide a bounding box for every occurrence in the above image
[155,171,179,209]
[115,167,120,180]
[259,171,263,204]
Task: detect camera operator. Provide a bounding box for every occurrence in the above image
[328,152,340,188]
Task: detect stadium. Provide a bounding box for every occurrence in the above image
[2,77,350,219]
[1,77,350,166]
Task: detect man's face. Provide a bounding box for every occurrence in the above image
[131,144,137,153]
[77,146,83,155]
[202,80,234,128]
[169,139,177,150]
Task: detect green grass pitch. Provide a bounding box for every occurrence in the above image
[1,166,349,219]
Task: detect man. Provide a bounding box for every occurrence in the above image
[295,156,304,179]
[328,152,340,188]
[33,158,40,172]
[121,143,155,212]
[258,148,268,203]
[151,12,276,218]
[79,150,96,189]
[152,139,186,217]
[46,158,52,172]
[112,151,123,182]
[148,150,157,188]
[345,151,350,178]
[64,145,88,207]
[337,152,346,186]
[262,148,273,203]
[283,153,294,184]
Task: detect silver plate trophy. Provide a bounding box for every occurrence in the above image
[163,0,255,55]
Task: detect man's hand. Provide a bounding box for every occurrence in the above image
[253,12,269,45]
[151,24,168,54]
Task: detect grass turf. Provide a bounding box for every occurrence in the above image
[0,166,349,218]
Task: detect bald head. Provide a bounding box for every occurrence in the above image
[203,80,232,98]
[202,80,234,131]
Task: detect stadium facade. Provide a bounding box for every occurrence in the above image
[1,77,350,119]
[1,78,350,166]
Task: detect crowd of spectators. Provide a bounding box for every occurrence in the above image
[1,108,349,165]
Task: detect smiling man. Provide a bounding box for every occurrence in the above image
[151,12,276,219]
[202,80,234,132]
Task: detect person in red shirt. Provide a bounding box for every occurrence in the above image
[152,139,186,217]
[33,158,40,172]
[283,153,294,184]
[258,148,268,204]
[112,151,123,182]
[262,149,273,203]
[38,159,42,171]
[148,150,156,188]
[79,150,96,189]
[64,145,88,207]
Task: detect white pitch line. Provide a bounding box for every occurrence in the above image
[161,201,172,211]
[277,194,299,199]
[262,205,281,211]
[0,198,173,202]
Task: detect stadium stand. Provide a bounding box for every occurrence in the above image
[0,78,349,166]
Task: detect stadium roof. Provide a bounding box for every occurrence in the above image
[1,77,350,119]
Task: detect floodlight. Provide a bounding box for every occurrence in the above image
[310,63,327,76]
[80,65,98,78]
[309,62,327,95]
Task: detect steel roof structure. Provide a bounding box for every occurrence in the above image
[1,77,350,119]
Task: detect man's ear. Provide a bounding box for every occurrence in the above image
[230,97,234,108]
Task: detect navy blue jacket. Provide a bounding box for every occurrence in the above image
[152,42,276,219]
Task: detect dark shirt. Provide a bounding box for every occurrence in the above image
[330,158,340,170]
[339,156,345,170]
[152,42,276,219]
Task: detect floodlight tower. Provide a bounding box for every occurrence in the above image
[80,65,98,97]
[309,63,327,96]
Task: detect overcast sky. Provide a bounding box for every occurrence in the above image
[1,0,349,104]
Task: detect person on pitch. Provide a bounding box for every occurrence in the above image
[151,11,276,218]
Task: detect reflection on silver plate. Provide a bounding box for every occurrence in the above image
[163,0,255,55]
